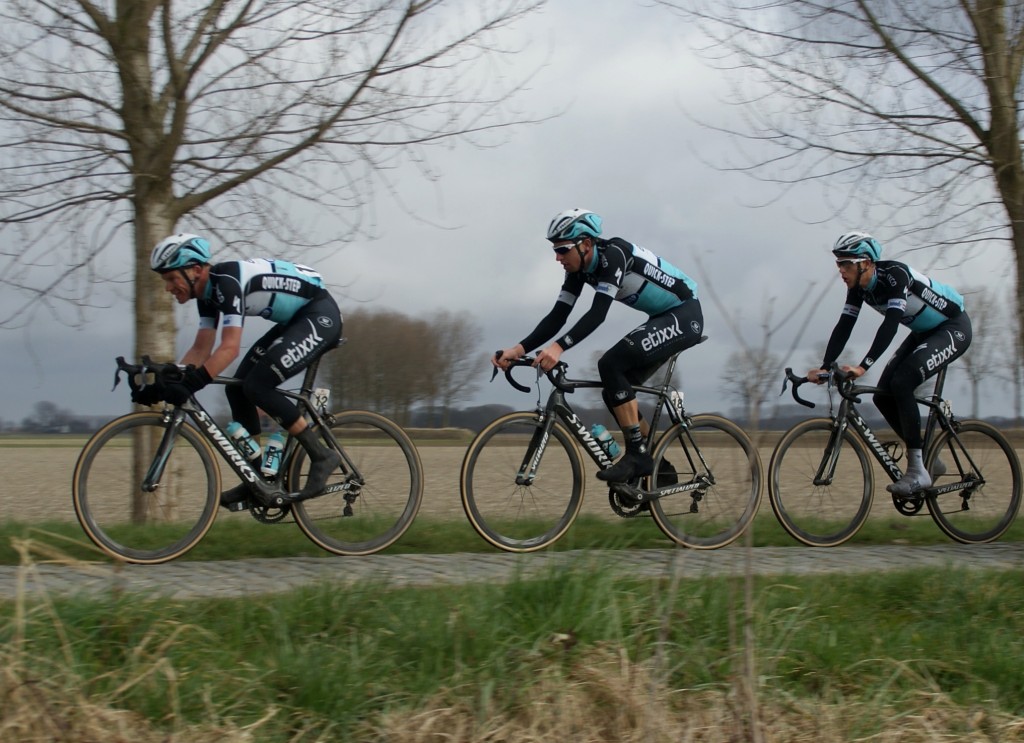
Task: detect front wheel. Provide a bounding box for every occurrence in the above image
[460,412,584,552]
[769,418,873,547]
[925,421,1022,544]
[72,412,220,564]
[288,411,424,556]
[648,414,763,549]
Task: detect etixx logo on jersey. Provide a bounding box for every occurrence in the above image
[641,317,683,352]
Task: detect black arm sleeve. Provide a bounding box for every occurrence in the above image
[859,306,904,369]
[555,292,614,350]
[519,300,574,353]
[821,313,857,369]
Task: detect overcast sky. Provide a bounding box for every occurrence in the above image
[1,0,1017,426]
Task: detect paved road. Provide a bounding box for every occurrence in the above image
[1,542,1021,601]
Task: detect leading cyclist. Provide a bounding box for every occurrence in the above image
[147,233,343,507]
[493,208,704,483]
[807,231,972,495]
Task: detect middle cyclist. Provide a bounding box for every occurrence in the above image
[493,208,704,483]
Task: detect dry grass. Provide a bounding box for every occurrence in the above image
[363,649,1024,743]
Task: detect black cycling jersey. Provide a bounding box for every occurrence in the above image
[823,260,965,370]
[519,237,698,353]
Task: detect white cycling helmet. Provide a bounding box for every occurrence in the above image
[546,208,603,243]
[150,233,212,273]
[832,231,882,262]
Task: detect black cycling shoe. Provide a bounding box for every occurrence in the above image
[220,482,252,511]
[298,448,342,500]
[655,458,678,488]
[596,451,654,483]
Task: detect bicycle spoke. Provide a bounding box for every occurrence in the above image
[926,422,1022,543]
[461,413,583,552]
[769,419,873,547]
[649,414,762,549]
[289,411,423,556]
[72,412,219,563]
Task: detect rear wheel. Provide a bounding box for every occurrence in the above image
[648,414,763,548]
[925,421,1022,543]
[288,411,423,555]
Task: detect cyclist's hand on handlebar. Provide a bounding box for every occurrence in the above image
[806,367,829,384]
[839,364,866,379]
[492,345,525,370]
[534,342,563,372]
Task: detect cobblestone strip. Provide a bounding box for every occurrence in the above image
[0,542,1020,601]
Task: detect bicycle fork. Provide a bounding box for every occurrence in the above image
[516,413,553,486]
[141,409,189,492]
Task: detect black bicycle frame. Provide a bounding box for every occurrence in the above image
[814,368,983,497]
[514,380,709,502]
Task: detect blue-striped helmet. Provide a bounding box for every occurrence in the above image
[832,231,882,262]
[547,208,602,243]
[150,233,212,273]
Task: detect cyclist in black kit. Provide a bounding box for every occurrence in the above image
[493,208,704,483]
[146,233,343,507]
[808,231,972,495]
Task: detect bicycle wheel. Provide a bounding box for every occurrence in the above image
[460,412,584,552]
[288,411,423,556]
[648,414,763,549]
[769,418,873,547]
[72,412,220,564]
[925,420,1022,543]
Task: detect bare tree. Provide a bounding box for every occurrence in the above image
[692,251,832,432]
[996,287,1024,422]
[957,287,1003,417]
[428,309,484,427]
[0,0,544,366]
[659,0,1024,347]
[325,307,439,425]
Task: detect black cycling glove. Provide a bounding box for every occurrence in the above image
[163,365,213,406]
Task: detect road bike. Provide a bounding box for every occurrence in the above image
[72,349,423,564]
[460,344,763,552]
[769,365,1021,546]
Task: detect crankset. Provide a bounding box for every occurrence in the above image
[891,491,924,516]
[608,487,649,518]
[250,502,292,523]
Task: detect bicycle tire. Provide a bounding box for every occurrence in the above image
[769,418,874,547]
[648,414,763,549]
[288,411,423,556]
[460,411,584,552]
[72,412,220,564]
[925,420,1022,544]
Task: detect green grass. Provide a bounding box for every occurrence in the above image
[2,511,1022,565]
[2,565,1022,740]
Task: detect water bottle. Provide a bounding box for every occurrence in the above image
[590,424,621,459]
[226,421,261,461]
[261,431,286,478]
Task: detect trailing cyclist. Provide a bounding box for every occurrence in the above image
[144,233,343,507]
[493,208,704,483]
[807,231,972,496]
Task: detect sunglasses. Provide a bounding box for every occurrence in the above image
[552,241,579,255]
[835,257,867,267]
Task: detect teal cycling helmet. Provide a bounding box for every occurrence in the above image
[150,233,212,273]
[832,231,882,262]
[547,208,603,243]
